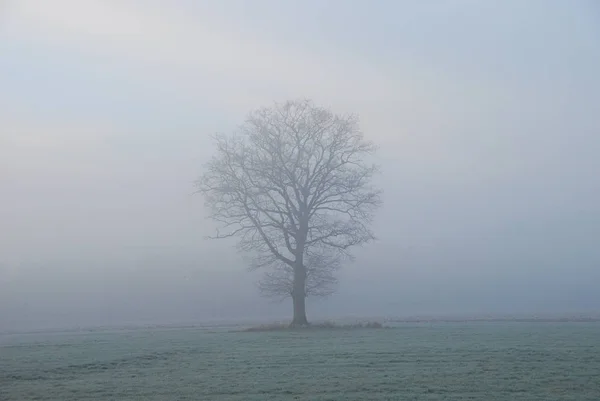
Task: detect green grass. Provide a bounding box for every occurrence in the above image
[2,322,599,400]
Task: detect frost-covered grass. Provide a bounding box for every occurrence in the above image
[2,322,600,400]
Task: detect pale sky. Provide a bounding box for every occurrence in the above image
[1,0,599,331]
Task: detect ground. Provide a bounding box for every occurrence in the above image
[2,322,600,400]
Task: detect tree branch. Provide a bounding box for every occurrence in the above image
[197,99,382,301]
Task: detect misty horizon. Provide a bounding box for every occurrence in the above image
[2,1,599,332]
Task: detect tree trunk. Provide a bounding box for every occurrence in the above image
[290,265,308,326]
[291,221,309,327]
[291,293,308,327]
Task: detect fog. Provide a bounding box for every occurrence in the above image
[1,1,599,331]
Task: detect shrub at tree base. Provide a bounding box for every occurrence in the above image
[243,321,384,332]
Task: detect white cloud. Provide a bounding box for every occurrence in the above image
[3,1,366,98]
[2,0,505,118]
[0,106,120,178]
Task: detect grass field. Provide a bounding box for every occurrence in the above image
[2,322,599,400]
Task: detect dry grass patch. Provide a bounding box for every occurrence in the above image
[242,320,384,332]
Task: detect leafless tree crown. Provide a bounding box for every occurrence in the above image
[197,99,382,296]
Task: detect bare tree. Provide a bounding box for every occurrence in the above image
[197,99,382,326]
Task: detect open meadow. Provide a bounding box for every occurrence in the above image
[2,322,599,400]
